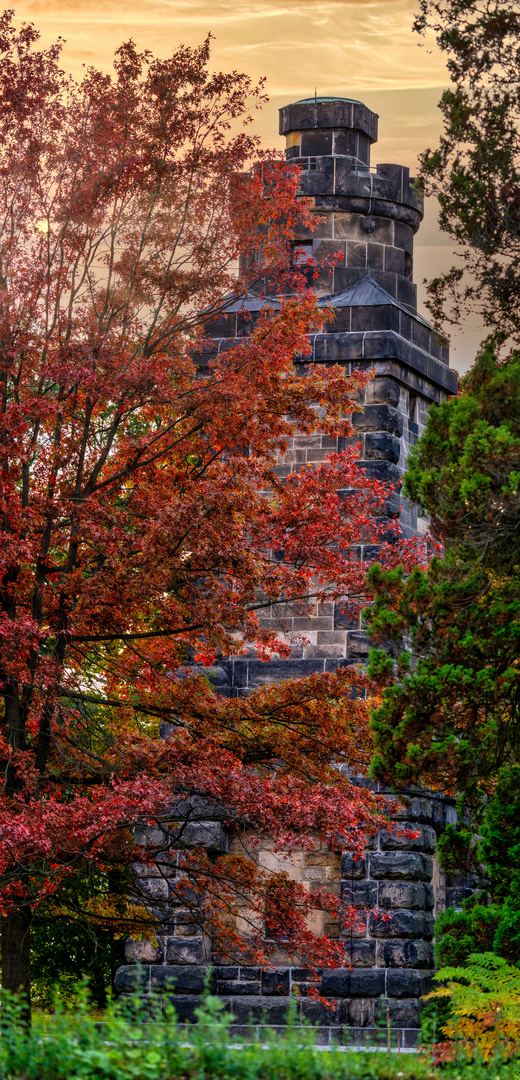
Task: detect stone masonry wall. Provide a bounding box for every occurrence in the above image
[116,792,457,1047]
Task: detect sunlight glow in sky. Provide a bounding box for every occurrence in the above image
[16,0,482,369]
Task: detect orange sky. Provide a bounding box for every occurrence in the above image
[15,0,483,370]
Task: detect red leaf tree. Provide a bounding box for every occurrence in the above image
[0,12,421,1011]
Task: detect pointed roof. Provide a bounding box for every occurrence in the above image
[318,275,432,329]
[218,276,434,332]
[220,293,280,314]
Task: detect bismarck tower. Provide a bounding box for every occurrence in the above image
[222,96,458,682]
[116,99,459,1049]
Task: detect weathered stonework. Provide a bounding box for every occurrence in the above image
[116,97,459,1047]
[117,792,457,1045]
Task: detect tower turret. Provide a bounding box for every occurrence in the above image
[280,96,423,311]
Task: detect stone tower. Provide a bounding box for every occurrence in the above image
[115,97,458,1048]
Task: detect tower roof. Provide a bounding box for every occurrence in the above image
[279,97,378,142]
[294,96,363,105]
[319,276,432,327]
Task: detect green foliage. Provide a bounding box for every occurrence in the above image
[366,555,520,790]
[434,900,500,968]
[404,345,520,570]
[435,767,520,970]
[436,825,475,877]
[30,916,125,1010]
[424,952,520,1061]
[0,985,517,1080]
[479,766,520,899]
[413,0,520,343]
[366,349,520,793]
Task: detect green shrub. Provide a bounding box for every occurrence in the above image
[434,897,500,968]
[434,767,520,973]
[30,915,126,1010]
[0,984,518,1080]
[424,952,520,1062]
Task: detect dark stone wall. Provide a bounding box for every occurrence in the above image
[117,793,457,1046]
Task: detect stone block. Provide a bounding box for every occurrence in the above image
[386,998,421,1027]
[393,797,433,823]
[320,968,350,996]
[174,919,203,938]
[125,938,164,964]
[343,940,376,967]
[397,277,417,309]
[334,213,392,244]
[114,965,149,994]
[344,998,376,1027]
[304,852,339,868]
[351,306,374,332]
[167,994,202,1022]
[394,221,414,251]
[333,604,359,630]
[383,246,405,275]
[217,981,261,996]
[346,633,371,659]
[320,332,365,363]
[341,853,367,879]
[364,432,401,464]
[372,305,400,333]
[244,659,324,684]
[369,910,435,939]
[369,852,433,881]
[300,998,341,1024]
[228,996,292,1025]
[350,970,385,997]
[141,877,169,900]
[352,404,403,436]
[379,939,434,969]
[341,880,377,907]
[360,460,401,485]
[301,130,333,156]
[320,969,384,998]
[262,969,290,995]
[300,157,334,197]
[172,821,225,852]
[365,376,401,407]
[150,965,213,993]
[216,966,238,979]
[386,970,432,999]
[366,242,385,270]
[446,886,474,907]
[380,823,436,853]
[165,937,210,965]
[378,881,433,911]
[346,240,368,268]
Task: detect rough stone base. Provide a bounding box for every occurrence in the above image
[115,962,427,1047]
[115,794,461,1046]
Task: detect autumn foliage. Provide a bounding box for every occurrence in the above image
[0,12,422,1006]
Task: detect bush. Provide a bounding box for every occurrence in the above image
[0,985,519,1080]
[424,952,520,1062]
[435,767,520,971]
[30,915,126,1010]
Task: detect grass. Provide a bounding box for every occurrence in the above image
[0,989,518,1080]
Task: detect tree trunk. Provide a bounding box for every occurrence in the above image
[1,906,31,1022]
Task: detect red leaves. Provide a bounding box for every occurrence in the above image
[0,14,424,969]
